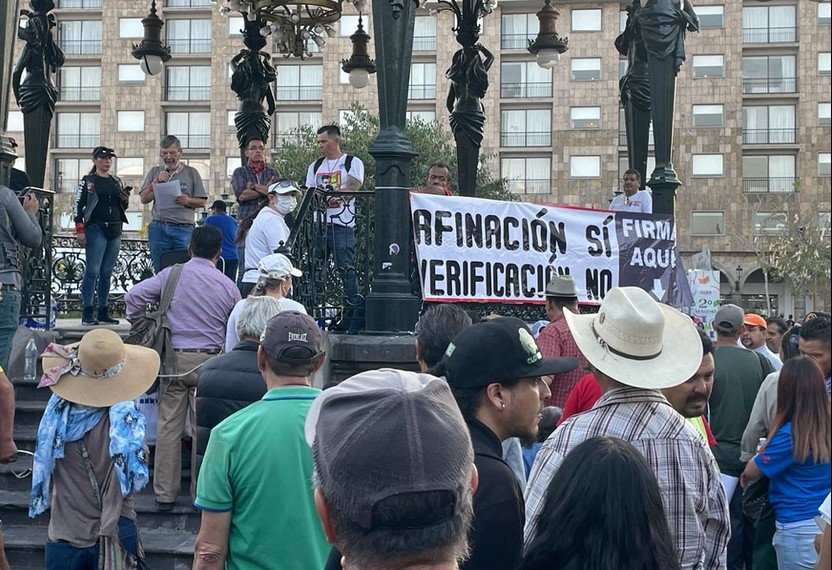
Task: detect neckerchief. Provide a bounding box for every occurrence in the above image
[250,161,265,175]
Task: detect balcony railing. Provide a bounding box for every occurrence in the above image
[166,38,212,54]
[501,82,552,98]
[59,39,102,56]
[742,177,797,193]
[506,178,550,194]
[177,134,210,148]
[500,132,551,147]
[59,86,100,101]
[742,128,796,144]
[275,85,323,101]
[408,84,437,100]
[57,0,102,7]
[165,86,211,101]
[413,36,437,51]
[501,33,532,49]
[166,0,212,6]
[56,134,99,148]
[742,77,798,94]
[742,26,798,44]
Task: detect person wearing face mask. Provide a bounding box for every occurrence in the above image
[240,179,302,297]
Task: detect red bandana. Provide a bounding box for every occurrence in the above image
[249,161,265,174]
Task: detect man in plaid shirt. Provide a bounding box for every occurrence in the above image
[535,275,589,408]
[525,287,730,569]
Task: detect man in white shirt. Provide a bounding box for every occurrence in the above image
[241,180,302,297]
[305,125,365,329]
[609,169,653,213]
[741,313,783,371]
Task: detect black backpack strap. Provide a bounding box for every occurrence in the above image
[344,155,353,173]
[314,156,325,173]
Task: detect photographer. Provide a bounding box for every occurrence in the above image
[74,146,130,325]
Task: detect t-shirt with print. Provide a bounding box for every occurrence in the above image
[305,154,365,228]
[609,190,653,213]
[142,164,207,224]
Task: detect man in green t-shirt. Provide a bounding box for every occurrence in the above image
[192,311,329,570]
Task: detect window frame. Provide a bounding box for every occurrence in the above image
[692,104,724,128]
[691,154,724,177]
[571,9,602,32]
[570,106,602,129]
[691,212,726,236]
[692,55,725,78]
[569,155,602,179]
[116,111,145,132]
[570,57,602,81]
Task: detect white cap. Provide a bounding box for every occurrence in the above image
[258,253,302,279]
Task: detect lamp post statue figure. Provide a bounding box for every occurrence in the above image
[11,0,64,188]
[438,0,496,198]
[230,18,277,153]
[616,0,698,215]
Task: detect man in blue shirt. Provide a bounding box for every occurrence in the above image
[204,200,238,281]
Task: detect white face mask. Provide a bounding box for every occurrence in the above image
[275,195,297,215]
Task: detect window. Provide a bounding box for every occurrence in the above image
[820,153,831,177]
[115,157,144,178]
[501,61,552,97]
[118,18,144,38]
[408,63,436,99]
[697,6,724,29]
[340,15,365,35]
[58,0,102,7]
[274,111,323,144]
[406,110,436,123]
[8,111,24,132]
[117,64,144,83]
[742,6,797,43]
[619,108,654,146]
[820,3,831,25]
[691,154,723,177]
[54,158,86,193]
[820,53,832,76]
[570,107,601,129]
[755,213,790,236]
[691,212,725,236]
[166,66,211,100]
[501,109,551,146]
[501,14,538,49]
[227,111,236,128]
[742,155,796,192]
[165,112,210,148]
[59,66,100,101]
[754,213,787,236]
[692,104,724,127]
[228,16,244,35]
[501,157,551,194]
[59,21,102,55]
[571,9,602,32]
[56,112,99,148]
[742,55,797,94]
[742,105,796,144]
[571,58,601,81]
[117,111,145,132]
[619,156,656,181]
[226,157,242,177]
[693,55,724,78]
[124,212,144,233]
[275,65,323,100]
[166,0,212,6]
[619,11,627,33]
[820,103,831,127]
[619,59,628,80]
[166,19,212,53]
[570,156,601,178]
[414,16,437,51]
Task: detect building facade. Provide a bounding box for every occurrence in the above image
[6,0,831,316]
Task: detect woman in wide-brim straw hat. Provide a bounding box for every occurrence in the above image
[29,328,159,569]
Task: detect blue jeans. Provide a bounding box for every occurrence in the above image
[321,224,358,303]
[45,516,139,570]
[148,221,193,273]
[0,288,21,369]
[81,224,121,309]
[773,519,818,569]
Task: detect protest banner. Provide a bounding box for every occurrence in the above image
[410,193,692,307]
[687,270,721,339]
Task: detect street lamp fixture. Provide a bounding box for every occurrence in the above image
[341,14,376,89]
[735,264,743,292]
[214,0,366,59]
[131,0,172,76]
[527,0,569,69]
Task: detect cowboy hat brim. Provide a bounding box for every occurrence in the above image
[43,344,160,407]
[563,304,702,390]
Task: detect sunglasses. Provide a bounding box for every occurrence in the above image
[268,179,301,192]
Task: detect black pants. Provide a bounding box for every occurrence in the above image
[727,481,755,570]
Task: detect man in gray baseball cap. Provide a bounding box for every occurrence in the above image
[306,369,477,570]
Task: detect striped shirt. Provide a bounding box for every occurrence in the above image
[524,387,729,570]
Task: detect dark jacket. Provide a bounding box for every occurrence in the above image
[462,418,525,570]
[195,340,266,463]
[73,173,129,228]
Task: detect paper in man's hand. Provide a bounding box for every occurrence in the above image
[153,180,182,210]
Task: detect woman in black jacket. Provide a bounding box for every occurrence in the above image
[73,146,130,325]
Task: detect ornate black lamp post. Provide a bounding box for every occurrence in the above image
[436,0,496,198]
[131,0,172,76]
[526,0,569,69]
[341,15,376,89]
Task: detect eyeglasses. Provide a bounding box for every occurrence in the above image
[247,145,266,151]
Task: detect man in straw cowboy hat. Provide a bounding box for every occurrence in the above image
[29,328,160,569]
[524,287,730,569]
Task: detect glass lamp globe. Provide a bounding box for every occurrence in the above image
[349,68,370,89]
[140,54,164,76]
[535,49,560,69]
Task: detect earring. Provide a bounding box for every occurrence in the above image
[500,401,506,410]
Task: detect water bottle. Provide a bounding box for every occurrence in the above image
[24,338,38,382]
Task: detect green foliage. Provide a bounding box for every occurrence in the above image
[273,102,514,201]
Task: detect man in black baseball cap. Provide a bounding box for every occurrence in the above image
[441,317,579,570]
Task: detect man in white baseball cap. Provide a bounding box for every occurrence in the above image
[524,287,730,569]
